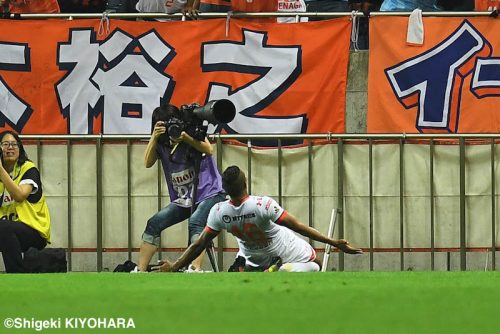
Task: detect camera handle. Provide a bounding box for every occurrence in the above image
[189,150,220,272]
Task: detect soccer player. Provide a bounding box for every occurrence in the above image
[153,165,362,273]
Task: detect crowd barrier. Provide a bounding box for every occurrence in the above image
[15,133,500,272]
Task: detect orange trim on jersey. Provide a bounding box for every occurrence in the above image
[275,210,288,225]
[204,226,220,235]
[309,245,317,261]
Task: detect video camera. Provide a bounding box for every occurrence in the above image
[166,99,236,141]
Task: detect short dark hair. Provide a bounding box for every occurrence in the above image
[222,166,246,197]
[0,130,29,166]
[151,104,179,133]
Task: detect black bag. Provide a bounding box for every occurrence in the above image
[23,247,67,273]
[113,260,137,272]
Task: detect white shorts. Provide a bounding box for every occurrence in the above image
[240,228,316,268]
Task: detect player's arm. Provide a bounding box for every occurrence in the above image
[279,212,363,254]
[153,227,219,272]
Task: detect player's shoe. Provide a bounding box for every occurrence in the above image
[228,256,246,272]
[267,257,283,272]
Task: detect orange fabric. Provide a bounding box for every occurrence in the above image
[231,0,278,12]
[0,18,350,136]
[475,0,499,10]
[3,0,60,13]
[368,16,500,133]
[231,0,279,22]
[275,211,288,225]
[204,226,219,234]
[200,0,230,5]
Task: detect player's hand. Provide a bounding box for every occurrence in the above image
[333,239,363,254]
[151,259,174,272]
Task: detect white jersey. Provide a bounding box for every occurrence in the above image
[136,0,187,14]
[277,0,308,23]
[207,195,316,267]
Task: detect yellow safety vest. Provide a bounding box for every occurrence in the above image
[0,161,51,241]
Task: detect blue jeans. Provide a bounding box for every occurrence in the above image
[142,192,226,246]
[380,0,442,11]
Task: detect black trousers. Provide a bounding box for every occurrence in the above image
[0,220,46,273]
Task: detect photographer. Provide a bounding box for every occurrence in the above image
[136,104,226,272]
[0,131,51,273]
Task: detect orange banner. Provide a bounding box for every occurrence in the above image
[368,16,500,133]
[0,18,350,138]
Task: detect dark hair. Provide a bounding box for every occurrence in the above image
[222,166,246,197]
[151,104,179,133]
[0,130,29,166]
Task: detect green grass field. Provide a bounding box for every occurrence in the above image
[1,272,499,334]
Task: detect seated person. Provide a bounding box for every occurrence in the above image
[0,131,51,273]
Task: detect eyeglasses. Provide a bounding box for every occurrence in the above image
[1,141,19,149]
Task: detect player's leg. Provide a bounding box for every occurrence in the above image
[277,234,320,272]
[278,261,320,272]
[138,203,189,272]
[188,192,226,271]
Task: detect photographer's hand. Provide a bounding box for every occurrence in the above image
[152,121,166,141]
[177,131,213,156]
[144,121,166,168]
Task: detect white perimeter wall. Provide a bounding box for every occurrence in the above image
[6,141,497,272]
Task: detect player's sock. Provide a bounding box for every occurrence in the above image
[278,262,320,272]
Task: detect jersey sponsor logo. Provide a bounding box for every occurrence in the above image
[222,215,231,224]
[231,213,256,222]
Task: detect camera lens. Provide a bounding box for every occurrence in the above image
[168,124,182,139]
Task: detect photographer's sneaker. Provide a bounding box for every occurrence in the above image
[130,266,148,274]
[184,264,205,273]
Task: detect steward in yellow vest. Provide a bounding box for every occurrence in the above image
[0,131,51,273]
